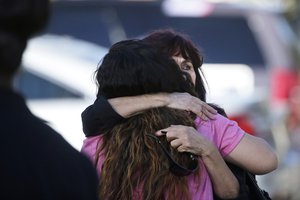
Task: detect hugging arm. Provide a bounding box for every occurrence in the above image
[82,93,217,136]
[204,104,278,175]
[225,133,278,175]
[109,92,217,119]
[81,96,125,136]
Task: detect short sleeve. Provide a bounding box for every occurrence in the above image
[195,114,245,158]
[214,115,245,157]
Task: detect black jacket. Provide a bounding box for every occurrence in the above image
[0,87,99,200]
[81,96,124,136]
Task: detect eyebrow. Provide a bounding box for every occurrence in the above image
[181,60,193,66]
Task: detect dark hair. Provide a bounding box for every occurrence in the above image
[0,0,50,76]
[95,40,200,200]
[96,39,197,99]
[143,29,207,101]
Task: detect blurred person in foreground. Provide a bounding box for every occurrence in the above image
[0,0,98,199]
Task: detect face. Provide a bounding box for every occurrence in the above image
[172,56,196,85]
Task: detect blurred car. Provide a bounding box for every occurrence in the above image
[14,34,107,150]
[46,0,300,137]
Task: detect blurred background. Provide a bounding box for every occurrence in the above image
[15,0,300,199]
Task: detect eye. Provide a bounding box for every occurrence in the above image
[181,63,193,71]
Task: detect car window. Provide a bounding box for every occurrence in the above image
[14,69,81,99]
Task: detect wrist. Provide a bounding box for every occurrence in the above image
[148,93,170,108]
[200,144,219,159]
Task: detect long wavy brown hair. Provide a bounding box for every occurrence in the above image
[95,40,201,200]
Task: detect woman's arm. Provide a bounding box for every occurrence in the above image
[81,96,125,136]
[205,106,278,175]
[202,149,240,199]
[109,92,217,119]
[155,117,278,176]
[156,125,239,199]
[82,93,217,136]
[225,134,278,175]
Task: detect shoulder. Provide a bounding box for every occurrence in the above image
[195,114,239,131]
[195,114,245,156]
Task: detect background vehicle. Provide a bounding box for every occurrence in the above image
[15,34,107,150]
[45,0,300,137]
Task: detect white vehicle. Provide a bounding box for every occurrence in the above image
[15,34,108,150]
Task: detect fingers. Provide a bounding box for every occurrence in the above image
[199,109,209,121]
[188,98,217,121]
[155,129,168,136]
[190,104,206,118]
[155,130,177,145]
[170,139,182,149]
[157,130,187,152]
[202,106,217,120]
[166,134,193,154]
[156,125,189,144]
[205,104,218,114]
[155,125,181,138]
[191,104,216,121]
[167,92,217,121]
[155,126,201,155]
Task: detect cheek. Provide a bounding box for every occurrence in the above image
[189,72,196,86]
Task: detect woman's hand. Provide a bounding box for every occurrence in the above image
[155,125,215,156]
[167,92,217,121]
[156,125,240,199]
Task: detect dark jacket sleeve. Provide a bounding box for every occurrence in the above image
[81,96,125,137]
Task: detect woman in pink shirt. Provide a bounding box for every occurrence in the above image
[82,38,277,200]
[83,114,244,200]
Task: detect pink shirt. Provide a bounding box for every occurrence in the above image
[81,114,245,200]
